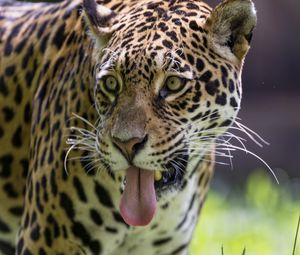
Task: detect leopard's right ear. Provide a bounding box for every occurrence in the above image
[204,0,257,62]
[83,0,117,47]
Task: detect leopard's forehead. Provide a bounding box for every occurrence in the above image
[99,0,212,78]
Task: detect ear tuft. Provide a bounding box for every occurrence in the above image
[205,0,257,61]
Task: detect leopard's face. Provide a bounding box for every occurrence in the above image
[91,2,241,189]
[80,0,256,226]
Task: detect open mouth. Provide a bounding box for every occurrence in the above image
[123,169,183,189]
[154,168,183,191]
[154,153,188,191]
[122,166,185,193]
[121,168,184,199]
[119,163,187,227]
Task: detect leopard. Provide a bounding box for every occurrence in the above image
[0,0,257,254]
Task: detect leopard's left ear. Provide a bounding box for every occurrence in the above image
[204,0,257,61]
[83,0,117,47]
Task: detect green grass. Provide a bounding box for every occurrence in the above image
[190,169,300,255]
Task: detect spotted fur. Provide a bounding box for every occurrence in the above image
[0,0,256,254]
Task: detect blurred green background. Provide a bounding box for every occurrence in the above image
[15,0,300,254]
[190,169,300,255]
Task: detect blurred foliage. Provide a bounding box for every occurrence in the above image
[190,169,300,255]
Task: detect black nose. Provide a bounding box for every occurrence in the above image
[111,135,148,162]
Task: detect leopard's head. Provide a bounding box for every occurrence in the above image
[82,0,256,226]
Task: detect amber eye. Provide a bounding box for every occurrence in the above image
[101,75,119,94]
[165,76,185,92]
[159,76,187,98]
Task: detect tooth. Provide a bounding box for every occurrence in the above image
[154,171,162,181]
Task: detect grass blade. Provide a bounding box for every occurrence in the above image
[292,215,300,255]
[242,247,246,255]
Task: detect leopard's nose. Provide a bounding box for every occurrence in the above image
[111,135,148,162]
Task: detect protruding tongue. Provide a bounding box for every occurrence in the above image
[120,167,156,226]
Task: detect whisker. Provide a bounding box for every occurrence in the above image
[64,112,101,175]
[219,136,234,170]
[69,127,96,137]
[71,113,97,130]
[173,152,230,166]
[216,143,279,184]
[169,159,185,174]
[235,121,269,146]
[168,161,184,175]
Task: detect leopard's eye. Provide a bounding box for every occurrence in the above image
[101,75,119,94]
[159,76,187,98]
[165,76,185,92]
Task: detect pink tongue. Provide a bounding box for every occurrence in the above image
[120,167,156,226]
